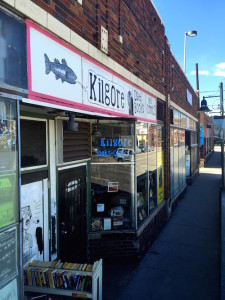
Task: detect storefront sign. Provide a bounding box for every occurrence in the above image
[27,21,157,123]
[100,137,133,148]
[200,125,204,146]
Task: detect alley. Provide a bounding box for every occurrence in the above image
[103,148,221,300]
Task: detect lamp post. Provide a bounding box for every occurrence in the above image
[184,30,197,74]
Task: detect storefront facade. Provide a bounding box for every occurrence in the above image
[23,19,167,260]
[0,0,201,296]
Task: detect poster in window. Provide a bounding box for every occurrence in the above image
[0,227,18,288]
[0,278,18,300]
[0,99,18,229]
[21,181,44,264]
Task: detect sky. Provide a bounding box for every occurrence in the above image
[152,0,225,115]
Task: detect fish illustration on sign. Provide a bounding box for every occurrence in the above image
[44,53,77,84]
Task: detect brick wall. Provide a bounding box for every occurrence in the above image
[169,54,199,119]
[31,0,166,96]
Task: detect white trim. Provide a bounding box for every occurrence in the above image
[58,162,87,171]
[4,0,165,101]
[170,100,198,122]
[43,178,49,261]
[21,165,47,172]
[49,119,57,261]
[91,162,134,165]
[22,98,121,118]
[20,116,47,122]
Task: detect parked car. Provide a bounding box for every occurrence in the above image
[116,148,134,162]
[136,146,142,153]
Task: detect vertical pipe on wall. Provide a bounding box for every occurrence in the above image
[196,63,200,170]
[196,63,199,101]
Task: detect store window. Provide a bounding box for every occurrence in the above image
[0,97,20,299]
[136,123,148,226]
[170,128,174,198]
[0,98,18,228]
[0,9,27,89]
[170,128,186,200]
[173,110,180,127]
[136,123,164,227]
[21,119,47,168]
[148,125,157,213]
[91,121,135,231]
[179,130,185,188]
[157,125,164,205]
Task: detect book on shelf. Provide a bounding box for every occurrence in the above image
[24,259,99,292]
[85,264,93,272]
[75,275,81,290]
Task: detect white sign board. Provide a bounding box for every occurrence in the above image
[27,21,157,123]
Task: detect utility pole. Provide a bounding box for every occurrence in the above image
[220,82,224,116]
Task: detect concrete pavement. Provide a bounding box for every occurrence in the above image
[103,148,221,300]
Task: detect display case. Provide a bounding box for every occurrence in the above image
[91,183,132,231]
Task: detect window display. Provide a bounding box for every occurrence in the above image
[0,98,18,228]
[157,125,164,205]
[91,121,135,231]
[170,128,186,199]
[148,126,157,213]
[136,123,164,227]
[136,123,148,226]
[91,120,165,231]
[0,96,20,298]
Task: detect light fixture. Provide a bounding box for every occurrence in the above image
[198,97,211,112]
[64,113,78,132]
[91,119,101,137]
[187,30,197,37]
[184,30,197,73]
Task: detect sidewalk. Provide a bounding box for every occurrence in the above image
[103,149,221,300]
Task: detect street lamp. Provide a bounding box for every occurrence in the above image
[184,30,197,74]
[198,97,211,112]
